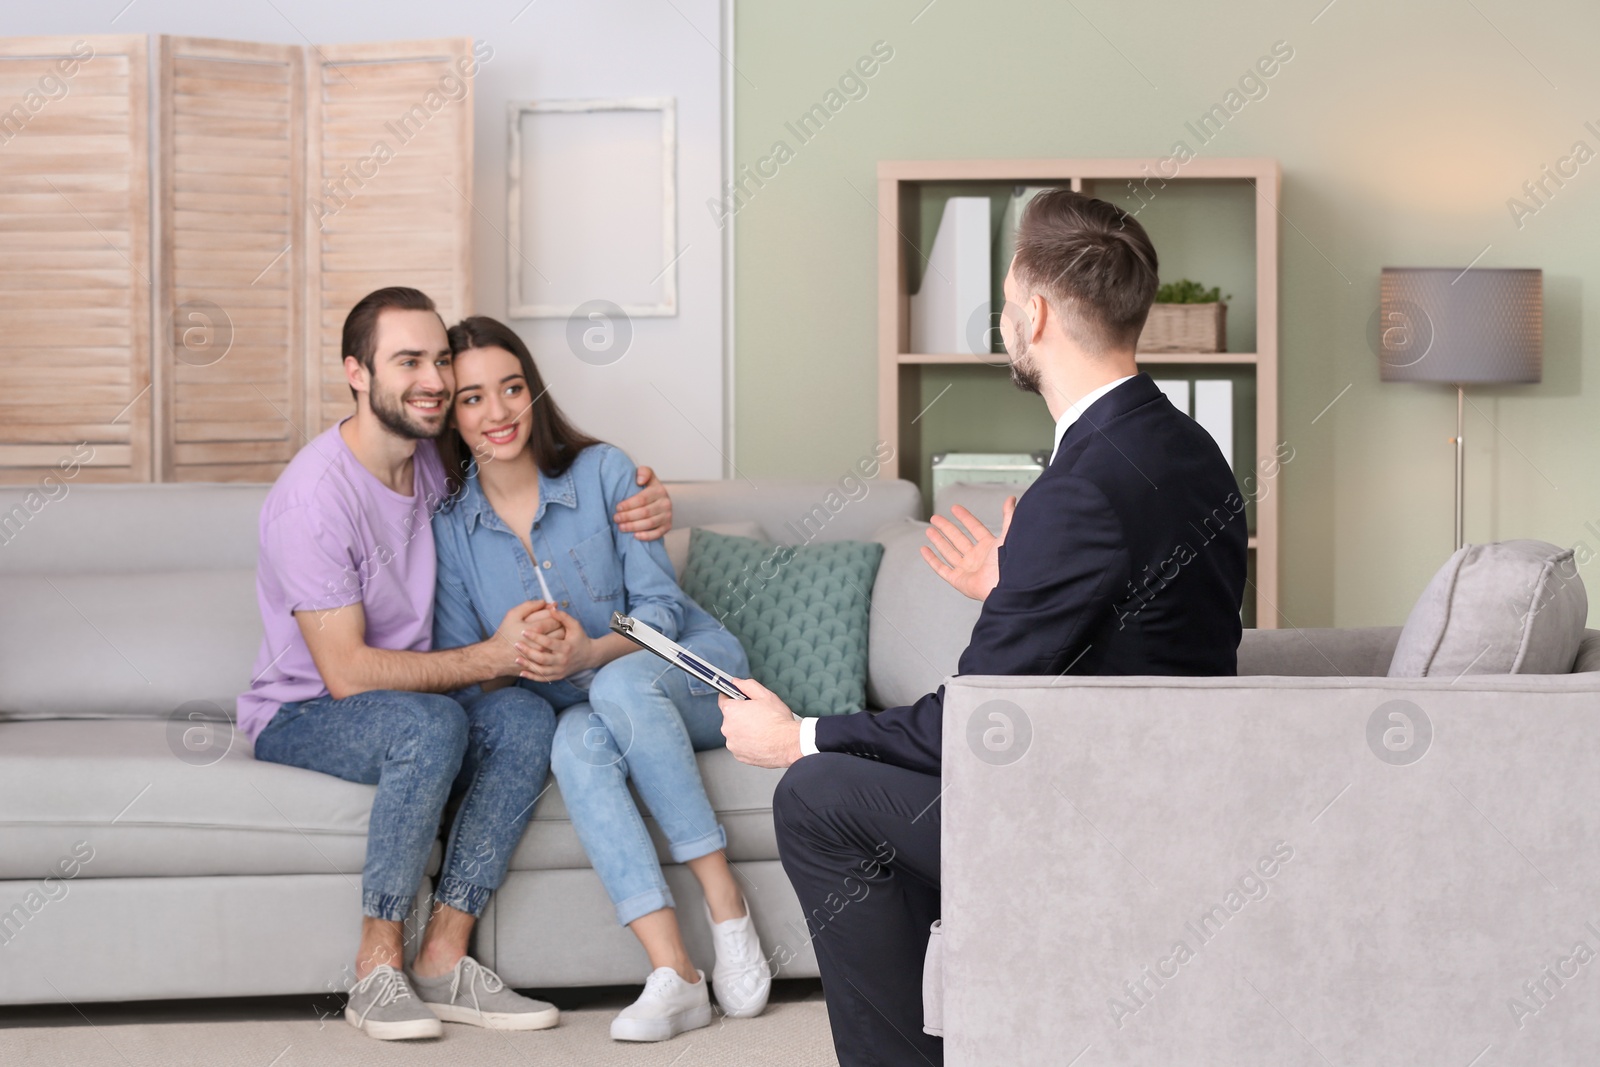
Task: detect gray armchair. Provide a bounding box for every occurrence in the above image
[938,623,1600,1064]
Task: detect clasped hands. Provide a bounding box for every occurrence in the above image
[484,600,601,683]
[480,466,671,683]
[718,495,1017,769]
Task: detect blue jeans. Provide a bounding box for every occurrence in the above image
[253,686,556,921]
[545,639,737,926]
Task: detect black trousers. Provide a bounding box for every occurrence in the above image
[773,753,944,1067]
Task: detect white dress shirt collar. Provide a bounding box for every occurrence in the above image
[1049,375,1137,464]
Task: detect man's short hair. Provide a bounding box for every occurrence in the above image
[1012,190,1160,352]
[341,287,442,399]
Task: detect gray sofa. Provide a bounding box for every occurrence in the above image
[939,622,1600,1065]
[0,477,924,1006]
[13,473,1595,1067]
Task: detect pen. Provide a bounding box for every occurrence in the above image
[533,554,555,605]
[677,651,748,699]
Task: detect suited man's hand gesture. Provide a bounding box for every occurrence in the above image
[919,498,1016,601]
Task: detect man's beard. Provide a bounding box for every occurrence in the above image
[1007,329,1042,395]
[370,378,448,440]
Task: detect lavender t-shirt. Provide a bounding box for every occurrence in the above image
[237,421,449,742]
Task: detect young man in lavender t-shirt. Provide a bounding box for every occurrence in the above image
[240,287,673,1041]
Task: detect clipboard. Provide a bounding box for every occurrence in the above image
[609,612,749,700]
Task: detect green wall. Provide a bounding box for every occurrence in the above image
[731,0,1600,627]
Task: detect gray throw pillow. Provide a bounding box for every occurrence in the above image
[1388,539,1588,677]
[866,518,984,709]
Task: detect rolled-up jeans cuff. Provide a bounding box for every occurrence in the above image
[434,875,491,918]
[614,885,675,928]
[666,824,727,865]
[362,890,413,922]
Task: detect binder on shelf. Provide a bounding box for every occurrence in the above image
[1193,379,1233,470]
[910,196,991,355]
[1152,378,1191,414]
[992,186,1052,342]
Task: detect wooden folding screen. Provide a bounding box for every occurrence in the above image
[0,36,151,483]
[0,34,474,484]
[155,36,303,481]
[306,41,475,434]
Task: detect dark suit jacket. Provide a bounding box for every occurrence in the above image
[815,373,1248,776]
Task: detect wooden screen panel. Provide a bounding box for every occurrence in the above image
[156,37,304,482]
[0,36,150,483]
[305,39,474,433]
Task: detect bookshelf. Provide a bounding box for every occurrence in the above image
[876,158,1280,628]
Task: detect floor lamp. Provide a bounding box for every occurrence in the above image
[1378,267,1543,552]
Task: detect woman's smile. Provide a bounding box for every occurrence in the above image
[482,422,520,447]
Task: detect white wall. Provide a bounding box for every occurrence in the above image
[8,0,728,478]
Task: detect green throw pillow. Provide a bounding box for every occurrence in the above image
[680,529,884,717]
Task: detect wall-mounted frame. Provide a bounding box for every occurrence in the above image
[507,97,677,319]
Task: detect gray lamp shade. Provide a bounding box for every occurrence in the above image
[1378,267,1542,383]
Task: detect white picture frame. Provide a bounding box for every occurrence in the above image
[507,97,678,319]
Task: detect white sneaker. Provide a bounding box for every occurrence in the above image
[610,966,713,1042]
[706,899,771,1018]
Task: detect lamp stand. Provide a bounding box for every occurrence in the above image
[1452,384,1465,553]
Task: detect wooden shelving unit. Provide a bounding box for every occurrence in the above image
[876,158,1280,627]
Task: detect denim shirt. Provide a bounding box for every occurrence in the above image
[431,443,744,702]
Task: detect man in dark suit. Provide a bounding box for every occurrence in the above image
[719,190,1247,1066]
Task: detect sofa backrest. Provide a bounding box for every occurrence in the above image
[668,479,922,544]
[0,479,924,723]
[0,478,926,574]
[0,483,267,574]
[1238,624,1600,677]
[1238,626,1404,677]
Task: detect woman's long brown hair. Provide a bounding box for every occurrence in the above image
[438,316,602,500]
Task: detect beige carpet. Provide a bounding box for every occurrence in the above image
[0,983,839,1067]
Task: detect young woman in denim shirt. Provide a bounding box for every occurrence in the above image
[429,317,770,1043]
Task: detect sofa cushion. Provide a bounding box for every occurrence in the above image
[507,747,784,871]
[680,530,884,717]
[1389,540,1589,678]
[0,719,778,882]
[0,719,398,880]
[0,570,261,720]
[867,518,983,709]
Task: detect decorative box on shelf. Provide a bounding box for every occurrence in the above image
[1139,301,1227,353]
[930,452,1051,496]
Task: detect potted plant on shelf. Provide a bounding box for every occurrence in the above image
[1139,278,1229,353]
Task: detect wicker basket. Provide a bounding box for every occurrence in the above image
[1139,302,1226,353]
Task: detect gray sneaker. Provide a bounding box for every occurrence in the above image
[345,964,442,1040]
[410,956,560,1031]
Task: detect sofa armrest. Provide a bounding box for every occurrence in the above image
[939,672,1600,1065]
